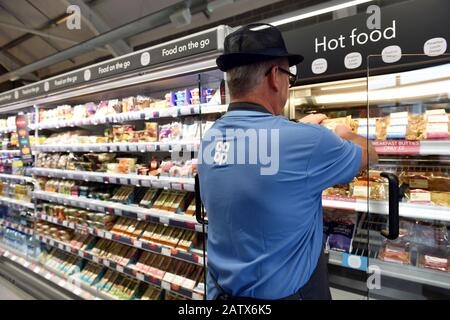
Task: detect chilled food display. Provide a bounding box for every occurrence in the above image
[39,178,196,217]
[319,110,450,141]
[36,152,198,178]
[38,88,220,126]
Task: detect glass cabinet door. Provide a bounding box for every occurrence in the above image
[367,54,450,300]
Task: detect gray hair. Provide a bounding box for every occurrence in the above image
[226,58,286,98]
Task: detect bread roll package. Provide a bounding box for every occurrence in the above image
[322,116,358,133]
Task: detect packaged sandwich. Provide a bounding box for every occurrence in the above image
[417,246,450,272]
[378,241,411,265]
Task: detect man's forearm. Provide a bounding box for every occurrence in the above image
[342,132,379,168]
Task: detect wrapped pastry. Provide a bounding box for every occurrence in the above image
[322,116,358,133]
[350,176,388,200]
[430,192,450,206]
[406,114,425,141]
[428,176,450,192]
[375,117,388,140]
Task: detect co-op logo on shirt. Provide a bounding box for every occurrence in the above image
[199,128,280,175]
[214,141,230,165]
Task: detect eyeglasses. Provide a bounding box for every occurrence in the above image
[265,65,297,88]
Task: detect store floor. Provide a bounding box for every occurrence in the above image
[0,275,35,300]
[330,287,368,300]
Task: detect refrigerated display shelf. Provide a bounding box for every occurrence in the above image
[33,141,200,153]
[327,247,450,290]
[0,127,16,134]
[31,168,195,191]
[0,173,37,184]
[373,140,450,156]
[32,191,205,233]
[0,245,102,300]
[31,104,228,131]
[36,212,205,266]
[0,150,20,154]
[35,234,204,300]
[371,259,450,290]
[0,219,33,235]
[322,196,450,222]
[0,196,35,210]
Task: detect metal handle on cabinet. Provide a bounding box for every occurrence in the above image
[380,172,399,240]
[195,174,208,225]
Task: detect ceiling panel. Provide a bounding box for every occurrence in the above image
[28,0,69,19]
[90,0,181,30]
[6,43,37,65]
[0,0,49,29]
[8,36,58,65]
[128,0,284,48]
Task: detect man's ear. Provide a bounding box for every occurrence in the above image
[267,66,280,92]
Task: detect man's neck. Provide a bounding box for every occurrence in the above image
[230,98,276,115]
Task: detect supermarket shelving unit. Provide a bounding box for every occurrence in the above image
[0,25,231,300]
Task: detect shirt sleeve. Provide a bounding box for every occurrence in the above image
[306,126,362,193]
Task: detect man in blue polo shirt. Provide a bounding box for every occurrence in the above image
[198,23,378,300]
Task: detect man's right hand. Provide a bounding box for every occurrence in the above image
[334,124,354,140]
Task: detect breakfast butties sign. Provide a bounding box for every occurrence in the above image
[283,0,450,84]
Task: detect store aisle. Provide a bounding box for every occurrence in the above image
[0,275,35,300]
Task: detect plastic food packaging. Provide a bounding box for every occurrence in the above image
[322,116,358,133]
[350,176,388,200]
[117,158,137,174]
[327,211,357,253]
[430,191,450,206]
[413,222,449,247]
[378,241,411,265]
[417,246,450,272]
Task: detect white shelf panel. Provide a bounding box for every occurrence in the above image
[0,196,34,210]
[322,196,450,222]
[32,190,204,233]
[0,150,20,154]
[0,244,103,300]
[0,173,37,184]
[31,168,194,190]
[0,127,16,134]
[34,104,228,130]
[32,141,200,153]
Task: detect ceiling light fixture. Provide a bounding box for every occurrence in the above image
[207,0,235,13]
[254,0,374,30]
